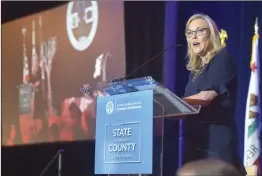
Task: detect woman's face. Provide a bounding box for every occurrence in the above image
[186,18,210,56]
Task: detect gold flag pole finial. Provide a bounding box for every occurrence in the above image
[220,29,228,47]
[254,17,259,34]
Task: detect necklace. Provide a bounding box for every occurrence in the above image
[192,66,206,82]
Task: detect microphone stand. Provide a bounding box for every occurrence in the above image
[39,149,64,176]
[112,44,182,82]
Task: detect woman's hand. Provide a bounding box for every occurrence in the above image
[196,90,218,101]
[186,90,218,101]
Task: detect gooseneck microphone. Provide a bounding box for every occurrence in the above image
[112,44,182,82]
[81,44,183,95]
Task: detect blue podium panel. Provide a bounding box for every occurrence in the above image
[95,90,153,174]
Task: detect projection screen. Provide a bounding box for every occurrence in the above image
[2,1,126,146]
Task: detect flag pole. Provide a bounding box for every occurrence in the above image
[244,17,261,176]
[255,17,258,35]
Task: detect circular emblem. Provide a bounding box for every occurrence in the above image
[66,1,99,51]
[106,101,114,115]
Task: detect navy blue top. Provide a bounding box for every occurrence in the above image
[182,48,246,175]
[184,48,237,125]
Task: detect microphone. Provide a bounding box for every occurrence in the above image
[112,44,182,82]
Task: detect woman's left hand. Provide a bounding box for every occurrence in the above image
[197,90,218,101]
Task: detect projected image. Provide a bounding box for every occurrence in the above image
[2,1,126,146]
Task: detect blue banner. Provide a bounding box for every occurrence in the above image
[95,90,153,174]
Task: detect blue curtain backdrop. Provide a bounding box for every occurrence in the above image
[164,1,262,172]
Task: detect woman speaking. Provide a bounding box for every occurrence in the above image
[183,13,246,175]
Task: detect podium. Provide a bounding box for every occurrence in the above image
[94,76,200,176]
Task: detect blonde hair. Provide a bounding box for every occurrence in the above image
[185,13,224,74]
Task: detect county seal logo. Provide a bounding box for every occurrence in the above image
[106,101,114,115]
[66,1,99,51]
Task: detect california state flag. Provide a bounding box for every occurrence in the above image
[244,18,261,174]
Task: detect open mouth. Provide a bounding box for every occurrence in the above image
[193,42,200,47]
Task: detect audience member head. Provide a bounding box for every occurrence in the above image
[176,159,241,176]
